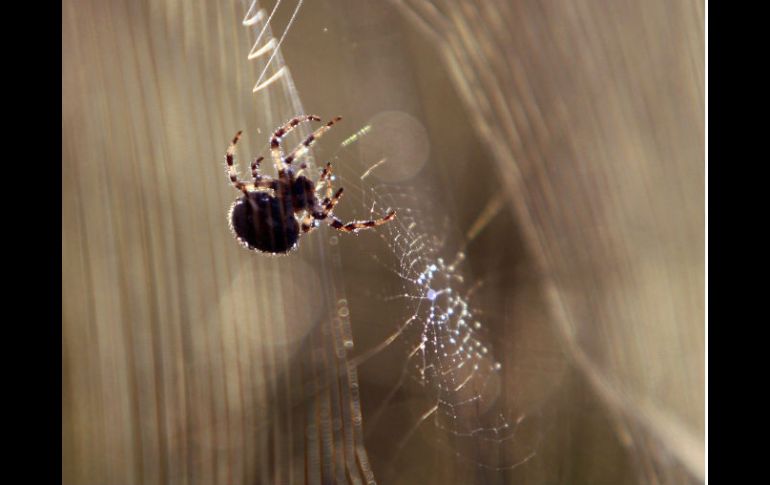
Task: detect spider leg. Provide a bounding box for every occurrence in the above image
[324,187,344,213]
[299,213,318,233]
[309,181,342,220]
[315,162,334,200]
[308,173,394,234]
[226,131,250,194]
[282,116,343,166]
[251,156,264,182]
[328,210,397,233]
[269,115,323,173]
[316,162,332,187]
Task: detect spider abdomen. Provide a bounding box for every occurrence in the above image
[229,192,299,254]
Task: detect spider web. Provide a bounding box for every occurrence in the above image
[310,131,544,475]
[237,0,542,480]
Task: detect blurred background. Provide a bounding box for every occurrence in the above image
[62,1,705,484]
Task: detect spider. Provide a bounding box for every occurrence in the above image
[224,115,396,254]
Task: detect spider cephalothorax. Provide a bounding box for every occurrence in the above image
[224,115,396,254]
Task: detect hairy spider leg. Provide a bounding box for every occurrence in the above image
[282,116,343,167]
[251,156,264,181]
[316,162,332,188]
[307,186,343,225]
[309,164,341,216]
[299,213,317,233]
[269,115,323,173]
[328,210,397,233]
[324,187,344,212]
[315,162,335,201]
[226,131,250,194]
[226,132,275,193]
[303,184,393,235]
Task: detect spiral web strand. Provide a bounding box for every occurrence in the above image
[332,173,541,472]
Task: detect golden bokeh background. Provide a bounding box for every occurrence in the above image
[63,1,704,484]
